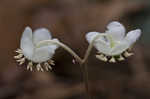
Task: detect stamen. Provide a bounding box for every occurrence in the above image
[36,64,44,72]
[15,49,22,54]
[96,54,108,62]
[27,62,33,71]
[44,62,52,71]
[109,57,116,63]
[48,60,55,66]
[124,51,134,57]
[17,58,25,65]
[118,55,125,61]
[72,59,76,64]
[14,54,23,59]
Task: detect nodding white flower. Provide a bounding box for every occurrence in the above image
[14,27,59,71]
[86,21,141,63]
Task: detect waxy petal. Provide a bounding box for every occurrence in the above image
[32,38,59,63]
[86,32,111,55]
[20,27,34,60]
[106,21,126,40]
[33,28,52,44]
[94,39,111,55]
[125,29,141,45]
[32,46,54,63]
[86,32,99,43]
[110,41,129,56]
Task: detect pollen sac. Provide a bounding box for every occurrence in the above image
[27,62,33,71]
[44,62,52,71]
[36,64,44,72]
[118,55,125,61]
[96,51,132,63]
[96,54,108,62]
[15,49,23,54]
[48,60,55,66]
[109,57,116,63]
[124,51,134,57]
[14,53,23,59]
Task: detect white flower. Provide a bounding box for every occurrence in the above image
[86,21,141,62]
[14,27,59,71]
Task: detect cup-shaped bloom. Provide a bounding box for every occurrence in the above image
[86,21,141,62]
[14,27,59,71]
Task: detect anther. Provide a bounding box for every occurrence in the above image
[48,60,55,66]
[17,58,25,65]
[36,64,44,72]
[118,55,125,61]
[109,57,116,63]
[44,62,52,71]
[96,54,108,62]
[14,54,23,59]
[27,62,33,71]
[15,49,22,54]
[124,51,134,57]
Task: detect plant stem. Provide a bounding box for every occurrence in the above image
[36,40,83,64]
[80,62,91,99]
[83,33,108,63]
[37,33,110,99]
[81,34,110,99]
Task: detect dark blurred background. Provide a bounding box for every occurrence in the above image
[0,0,150,99]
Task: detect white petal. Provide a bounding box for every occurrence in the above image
[94,39,111,55]
[125,29,141,45]
[32,46,53,63]
[106,21,126,40]
[20,27,34,60]
[86,32,99,43]
[86,32,111,55]
[33,28,52,44]
[110,41,129,56]
[32,38,59,63]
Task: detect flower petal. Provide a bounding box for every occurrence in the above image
[32,46,53,63]
[32,38,59,63]
[125,29,141,45]
[106,21,126,40]
[86,32,111,55]
[94,39,111,55]
[33,28,52,44]
[86,32,99,43]
[20,27,34,60]
[110,41,129,56]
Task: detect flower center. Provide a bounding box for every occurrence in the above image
[106,34,115,48]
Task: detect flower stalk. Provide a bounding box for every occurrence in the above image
[36,33,108,99]
[80,62,91,99]
[15,21,141,99]
[83,33,109,63]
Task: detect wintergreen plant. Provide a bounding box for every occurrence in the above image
[14,21,141,99]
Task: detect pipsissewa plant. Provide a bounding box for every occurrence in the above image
[14,21,141,99]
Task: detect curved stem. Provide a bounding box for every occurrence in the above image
[83,33,108,63]
[36,40,83,64]
[80,62,92,99]
[37,39,92,99]
[81,33,110,99]
[37,33,111,99]
[37,33,110,64]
